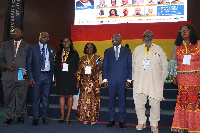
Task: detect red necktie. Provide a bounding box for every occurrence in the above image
[14,41,17,58]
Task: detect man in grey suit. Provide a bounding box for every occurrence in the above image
[0,28,30,125]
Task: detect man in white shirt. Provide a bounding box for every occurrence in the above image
[132,30,168,133]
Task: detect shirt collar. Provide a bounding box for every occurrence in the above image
[114,44,121,49]
[14,39,22,44]
[39,42,47,49]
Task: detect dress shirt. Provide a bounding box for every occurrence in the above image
[14,39,22,56]
[39,43,50,71]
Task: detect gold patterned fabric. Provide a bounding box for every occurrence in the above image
[76,55,102,122]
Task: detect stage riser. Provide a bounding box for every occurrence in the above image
[27,83,177,127]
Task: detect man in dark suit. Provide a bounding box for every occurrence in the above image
[103,34,132,128]
[0,28,30,125]
[26,32,55,126]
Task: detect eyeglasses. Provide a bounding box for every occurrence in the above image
[143,35,153,38]
[179,28,189,33]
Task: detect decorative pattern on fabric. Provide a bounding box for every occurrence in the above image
[176,85,200,112]
[171,42,200,132]
[176,42,200,56]
[61,49,70,67]
[76,55,102,122]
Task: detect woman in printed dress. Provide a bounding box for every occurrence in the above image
[170,24,200,132]
[76,42,102,125]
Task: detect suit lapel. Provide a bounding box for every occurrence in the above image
[111,46,116,60]
[118,46,125,60]
[10,40,15,58]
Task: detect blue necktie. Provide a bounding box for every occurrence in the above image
[41,45,45,70]
[115,46,118,61]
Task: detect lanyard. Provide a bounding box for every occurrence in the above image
[183,41,191,54]
[63,50,70,62]
[87,54,94,65]
[144,43,153,57]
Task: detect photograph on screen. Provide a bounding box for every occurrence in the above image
[171,0,184,4]
[145,0,156,4]
[133,6,144,16]
[74,0,187,25]
[132,0,144,5]
[144,6,157,16]
[96,8,108,17]
[96,0,107,8]
[121,0,132,6]
[108,8,119,17]
[76,0,94,10]
[157,0,170,4]
[119,7,132,17]
[108,0,120,7]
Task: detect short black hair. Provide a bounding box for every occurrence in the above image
[83,42,97,54]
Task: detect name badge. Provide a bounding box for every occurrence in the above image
[18,68,25,80]
[62,63,69,71]
[182,55,191,65]
[85,66,91,74]
[143,58,149,67]
[45,62,48,68]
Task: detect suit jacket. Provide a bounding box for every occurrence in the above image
[26,44,55,81]
[103,46,132,84]
[0,40,30,82]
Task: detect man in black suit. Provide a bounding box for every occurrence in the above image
[0,28,30,125]
[26,32,55,126]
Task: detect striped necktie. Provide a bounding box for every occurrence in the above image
[115,46,118,60]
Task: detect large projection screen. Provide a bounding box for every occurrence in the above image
[74,0,187,25]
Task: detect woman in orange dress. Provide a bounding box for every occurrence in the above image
[76,42,102,125]
[170,24,200,132]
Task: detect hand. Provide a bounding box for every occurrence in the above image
[104,82,108,88]
[132,80,134,86]
[171,75,178,86]
[76,81,79,89]
[172,79,178,86]
[4,65,16,72]
[23,75,28,81]
[125,82,130,88]
[28,79,35,87]
[54,78,56,86]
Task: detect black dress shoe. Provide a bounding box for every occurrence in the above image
[59,120,64,123]
[119,122,126,128]
[17,117,24,125]
[107,121,115,127]
[3,119,13,125]
[32,119,39,126]
[42,118,49,124]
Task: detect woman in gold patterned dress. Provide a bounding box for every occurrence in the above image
[76,42,102,125]
[169,24,200,132]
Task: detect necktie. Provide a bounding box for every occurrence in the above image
[14,41,17,58]
[115,46,118,60]
[41,45,45,69]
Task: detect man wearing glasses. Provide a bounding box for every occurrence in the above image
[132,30,168,133]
